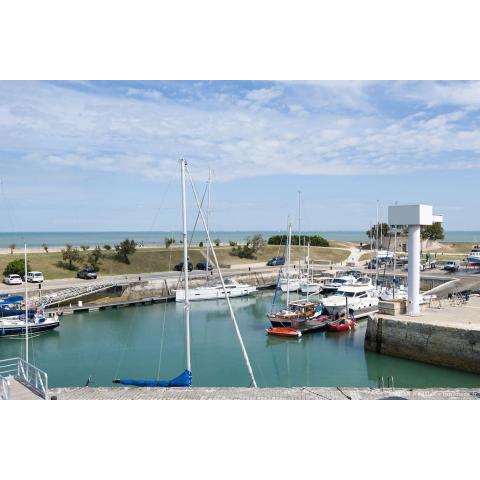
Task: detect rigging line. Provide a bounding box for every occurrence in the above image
[148,178,173,232]
[156,240,174,380]
[186,165,258,388]
[175,181,209,290]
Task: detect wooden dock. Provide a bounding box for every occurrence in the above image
[49,295,176,315]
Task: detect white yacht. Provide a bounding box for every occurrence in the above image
[321,281,379,317]
[321,275,357,295]
[175,278,257,302]
[467,245,480,265]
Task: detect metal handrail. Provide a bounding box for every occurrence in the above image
[0,357,48,400]
[0,375,9,400]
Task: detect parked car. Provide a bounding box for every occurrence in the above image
[444,260,460,272]
[3,274,23,285]
[267,256,285,266]
[174,262,193,272]
[26,271,44,283]
[77,268,98,280]
[196,262,213,271]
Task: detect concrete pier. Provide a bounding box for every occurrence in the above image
[48,386,480,400]
[365,296,480,374]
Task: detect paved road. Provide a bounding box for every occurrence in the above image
[0,265,282,296]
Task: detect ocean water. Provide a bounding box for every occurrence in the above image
[1,292,479,388]
[0,230,479,248]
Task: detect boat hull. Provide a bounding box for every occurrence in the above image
[266,327,302,338]
[326,320,356,332]
[176,285,257,302]
[467,256,480,265]
[0,320,60,336]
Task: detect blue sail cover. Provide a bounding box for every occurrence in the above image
[0,296,24,305]
[113,369,192,387]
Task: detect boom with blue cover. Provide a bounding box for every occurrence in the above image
[112,369,192,387]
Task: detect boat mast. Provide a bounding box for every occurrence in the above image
[186,164,257,388]
[24,243,28,363]
[205,168,211,286]
[180,159,191,373]
[298,191,301,276]
[286,222,292,307]
[393,224,397,299]
[375,200,379,287]
[306,241,310,301]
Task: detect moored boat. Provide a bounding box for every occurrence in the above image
[266,327,302,338]
[467,245,480,266]
[326,316,356,332]
[175,278,257,301]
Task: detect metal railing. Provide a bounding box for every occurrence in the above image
[39,281,118,307]
[1,375,9,400]
[0,357,48,400]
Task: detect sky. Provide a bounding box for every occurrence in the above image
[0,80,479,232]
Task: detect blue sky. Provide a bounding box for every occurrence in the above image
[0,80,479,232]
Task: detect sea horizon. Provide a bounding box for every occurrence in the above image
[0,230,479,248]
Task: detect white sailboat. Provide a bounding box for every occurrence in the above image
[300,242,322,296]
[115,159,257,388]
[175,170,257,302]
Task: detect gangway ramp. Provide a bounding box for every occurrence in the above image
[39,281,122,308]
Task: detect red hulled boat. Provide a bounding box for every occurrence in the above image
[266,327,302,338]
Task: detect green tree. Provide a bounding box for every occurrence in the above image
[164,237,175,248]
[8,243,16,254]
[231,235,265,260]
[88,246,103,270]
[103,244,112,251]
[267,234,329,247]
[199,241,204,248]
[214,238,221,247]
[61,244,82,270]
[3,258,30,277]
[42,243,49,253]
[421,222,445,241]
[229,240,237,247]
[115,239,137,264]
[80,245,90,252]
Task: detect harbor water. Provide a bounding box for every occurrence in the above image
[2,292,480,389]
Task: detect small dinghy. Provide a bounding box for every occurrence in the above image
[326,314,356,332]
[266,327,302,338]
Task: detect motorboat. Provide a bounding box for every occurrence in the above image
[175,278,257,302]
[321,283,379,316]
[467,245,480,266]
[0,309,60,336]
[321,275,357,295]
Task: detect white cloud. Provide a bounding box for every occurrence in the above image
[1,81,480,184]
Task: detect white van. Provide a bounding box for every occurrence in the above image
[27,271,44,283]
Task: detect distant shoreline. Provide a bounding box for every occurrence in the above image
[0,230,478,249]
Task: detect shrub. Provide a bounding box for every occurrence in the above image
[103,244,112,250]
[42,243,49,253]
[267,234,329,247]
[229,240,237,247]
[165,237,176,248]
[214,238,221,247]
[8,243,16,254]
[3,259,30,277]
[199,241,204,248]
[80,245,90,252]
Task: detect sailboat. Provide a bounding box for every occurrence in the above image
[175,169,257,302]
[114,159,257,388]
[267,223,320,330]
[0,246,60,336]
[299,242,322,296]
